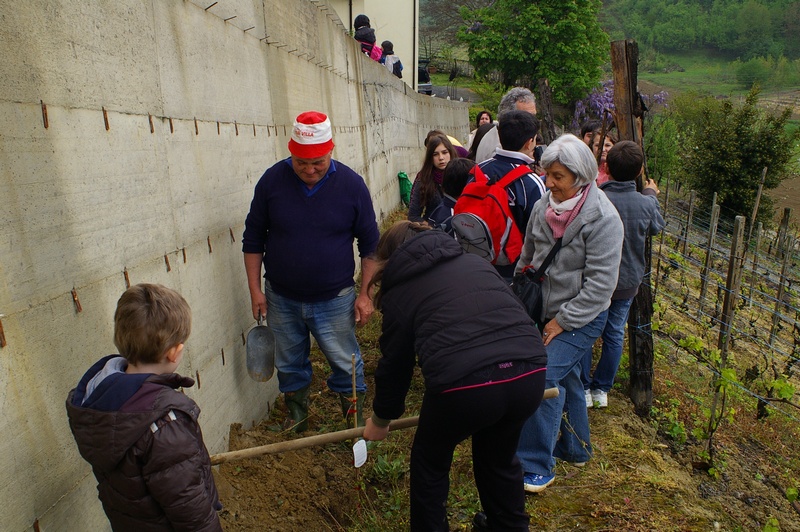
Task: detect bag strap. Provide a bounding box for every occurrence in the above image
[529,237,563,282]
[470,164,489,185]
[496,165,533,189]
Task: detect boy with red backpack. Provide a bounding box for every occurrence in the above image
[452,110,546,280]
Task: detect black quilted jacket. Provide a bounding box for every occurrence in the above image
[373,230,547,420]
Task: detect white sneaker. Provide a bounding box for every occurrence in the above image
[592,390,608,408]
[584,389,593,408]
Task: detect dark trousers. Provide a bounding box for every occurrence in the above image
[410,369,546,531]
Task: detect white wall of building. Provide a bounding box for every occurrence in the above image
[0,0,466,529]
[329,0,420,91]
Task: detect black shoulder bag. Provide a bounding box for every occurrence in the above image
[511,238,563,327]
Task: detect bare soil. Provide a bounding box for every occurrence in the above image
[215,386,365,531]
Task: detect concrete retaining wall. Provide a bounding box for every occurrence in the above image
[0,0,467,529]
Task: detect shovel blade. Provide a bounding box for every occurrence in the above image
[246,324,275,382]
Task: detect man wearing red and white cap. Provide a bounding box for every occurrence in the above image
[242,111,379,431]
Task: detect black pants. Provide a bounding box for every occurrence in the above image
[409,366,546,531]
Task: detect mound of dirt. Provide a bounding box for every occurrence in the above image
[216,387,366,531]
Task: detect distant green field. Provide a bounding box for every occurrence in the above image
[430,72,483,92]
[638,50,747,96]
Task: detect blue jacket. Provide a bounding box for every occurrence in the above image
[599,180,665,299]
[427,194,458,235]
[242,158,379,302]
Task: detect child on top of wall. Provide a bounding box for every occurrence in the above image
[66,283,222,531]
[380,40,403,79]
[582,141,665,409]
[353,14,382,62]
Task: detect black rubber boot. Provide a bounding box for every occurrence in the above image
[283,385,310,432]
[338,392,365,428]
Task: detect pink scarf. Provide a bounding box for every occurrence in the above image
[545,184,592,239]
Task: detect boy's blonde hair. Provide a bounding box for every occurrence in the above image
[114,283,191,365]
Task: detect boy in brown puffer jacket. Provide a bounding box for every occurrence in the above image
[66,283,222,531]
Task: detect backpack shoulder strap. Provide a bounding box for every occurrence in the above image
[470,164,489,185]
[496,165,533,189]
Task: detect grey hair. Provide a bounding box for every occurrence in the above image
[497,87,536,116]
[540,134,598,188]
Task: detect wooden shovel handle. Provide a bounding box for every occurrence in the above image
[210,387,558,465]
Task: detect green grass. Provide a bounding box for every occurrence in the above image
[638,50,746,96]
[429,72,483,93]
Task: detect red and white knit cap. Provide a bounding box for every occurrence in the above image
[288,111,335,158]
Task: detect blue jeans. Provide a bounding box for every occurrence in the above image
[517,310,607,475]
[582,298,633,393]
[265,283,365,394]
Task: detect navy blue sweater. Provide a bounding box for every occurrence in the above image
[242,158,380,302]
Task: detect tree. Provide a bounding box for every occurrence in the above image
[458,0,608,103]
[673,87,800,223]
[419,0,492,57]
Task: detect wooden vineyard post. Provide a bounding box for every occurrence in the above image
[744,168,766,310]
[769,237,795,346]
[774,208,792,258]
[746,167,767,248]
[610,39,642,143]
[653,176,671,298]
[717,216,746,357]
[748,222,763,308]
[681,190,696,257]
[698,203,720,318]
[707,216,746,462]
[610,39,653,415]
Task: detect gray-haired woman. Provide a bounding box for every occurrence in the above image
[514,134,624,493]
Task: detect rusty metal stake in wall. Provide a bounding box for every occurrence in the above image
[40,101,48,129]
[0,316,7,348]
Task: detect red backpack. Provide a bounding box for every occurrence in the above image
[361,41,383,61]
[451,165,531,265]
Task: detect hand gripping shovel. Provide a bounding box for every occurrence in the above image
[246,315,275,381]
